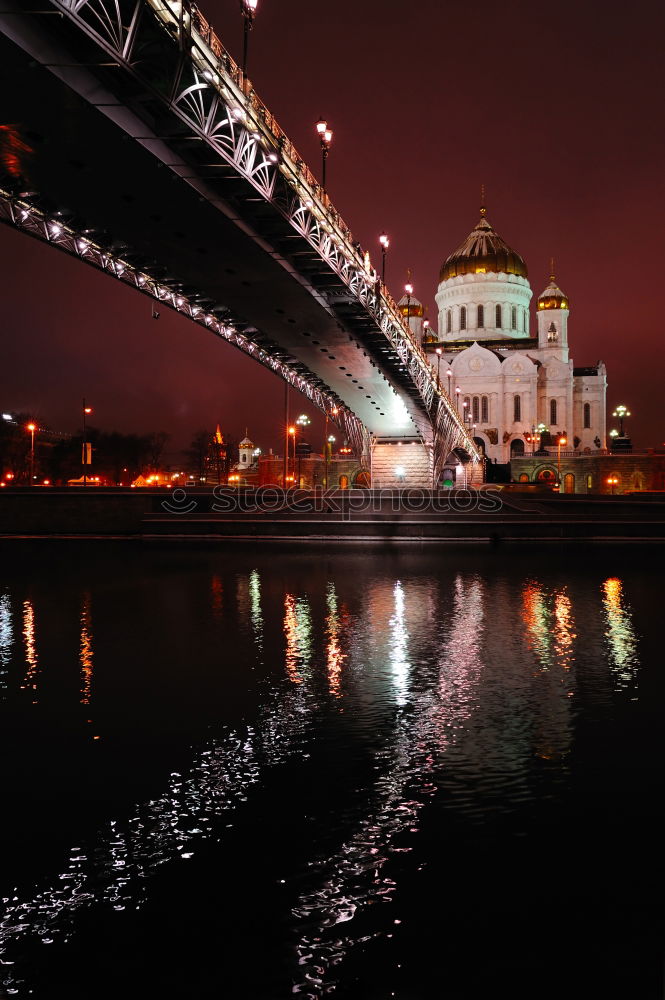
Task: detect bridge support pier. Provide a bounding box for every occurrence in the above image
[370,439,484,489]
[371,439,433,488]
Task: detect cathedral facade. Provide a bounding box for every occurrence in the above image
[410,204,607,465]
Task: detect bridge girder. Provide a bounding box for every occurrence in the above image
[0,0,482,478]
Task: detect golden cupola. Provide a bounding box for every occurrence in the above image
[538,268,569,310]
[440,205,528,282]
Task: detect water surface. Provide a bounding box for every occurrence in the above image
[0,543,662,998]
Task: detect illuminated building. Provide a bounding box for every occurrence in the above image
[422,201,608,465]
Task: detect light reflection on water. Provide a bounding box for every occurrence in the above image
[602,577,638,691]
[79,594,93,706]
[20,600,38,699]
[0,553,653,998]
[0,592,11,695]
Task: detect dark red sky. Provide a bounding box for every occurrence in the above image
[1,0,664,454]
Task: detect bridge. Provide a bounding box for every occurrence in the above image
[0,0,482,487]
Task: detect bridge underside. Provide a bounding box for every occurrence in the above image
[0,23,422,443]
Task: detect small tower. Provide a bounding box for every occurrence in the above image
[238,431,255,468]
[397,291,425,342]
[537,263,570,354]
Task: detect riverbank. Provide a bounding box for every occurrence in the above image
[1,487,665,542]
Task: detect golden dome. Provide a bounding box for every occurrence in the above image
[538,271,569,310]
[440,206,528,282]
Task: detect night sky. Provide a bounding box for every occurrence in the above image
[1,0,664,455]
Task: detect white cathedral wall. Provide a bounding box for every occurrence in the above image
[436,271,532,342]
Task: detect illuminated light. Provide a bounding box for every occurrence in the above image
[176,297,184,307]
[84,407,92,414]
[42,479,50,485]
[49,222,62,236]
[379,232,390,250]
[268,153,278,163]
[288,426,295,435]
[2,413,12,421]
[315,118,328,135]
[404,282,414,296]
[475,267,486,274]
[394,465,406,478]
[324,129,333,144]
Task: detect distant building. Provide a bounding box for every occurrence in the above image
[416,201,607,465]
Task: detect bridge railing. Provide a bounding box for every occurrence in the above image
[146,0,478,460]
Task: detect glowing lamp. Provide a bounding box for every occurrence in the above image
[379,233,390,250]
[316,118,328,135]
[27,423,36,432]
[404,283,414,296]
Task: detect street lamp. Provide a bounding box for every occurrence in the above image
[612,404,631,437]
[315,118,333,189]
[82,398,92,487]
[26,422,36,485]
[323,406,338,488]
[435,347,442,388]
[446,367,453,396]
[287,425,296,485]
[240,0,258,79]
[379,232,389,284]
[295,413,310,487]
[404,281,413,331]
[534,422,548,455]
[557,435,567,487]
[455,385,461,412]
[607,474,619,495]
[325,434,336,490]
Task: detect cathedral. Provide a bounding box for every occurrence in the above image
[406,203,607,465]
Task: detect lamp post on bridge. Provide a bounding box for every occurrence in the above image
[240,0,258,80]
[379,232,389,285]
[435,347,442,389]
[447,366,453,397]
[404,280,413,333]
[455,385,461,413]
[315,118,333,190]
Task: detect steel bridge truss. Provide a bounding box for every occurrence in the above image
[2,0,481,478]
[0,188,371,463]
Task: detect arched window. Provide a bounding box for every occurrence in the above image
[477,304,484,328]
[550,398,557,425]
[510,439,525,456]
[446,309,452,333]
[586,474,593,492]
[514,394,521,422]
[583,402,591,428]
[472,396,480,423]
[564,474,575,494]
[460,306,467,330]
[519,473,529,483]
[511,305,517,329]
[481,396,489,422]
[495,304,502,328]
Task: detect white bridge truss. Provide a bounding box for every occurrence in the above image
[0,0,482,480]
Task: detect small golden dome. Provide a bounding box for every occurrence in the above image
[440,207,528,282]
[537,271,569,311]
